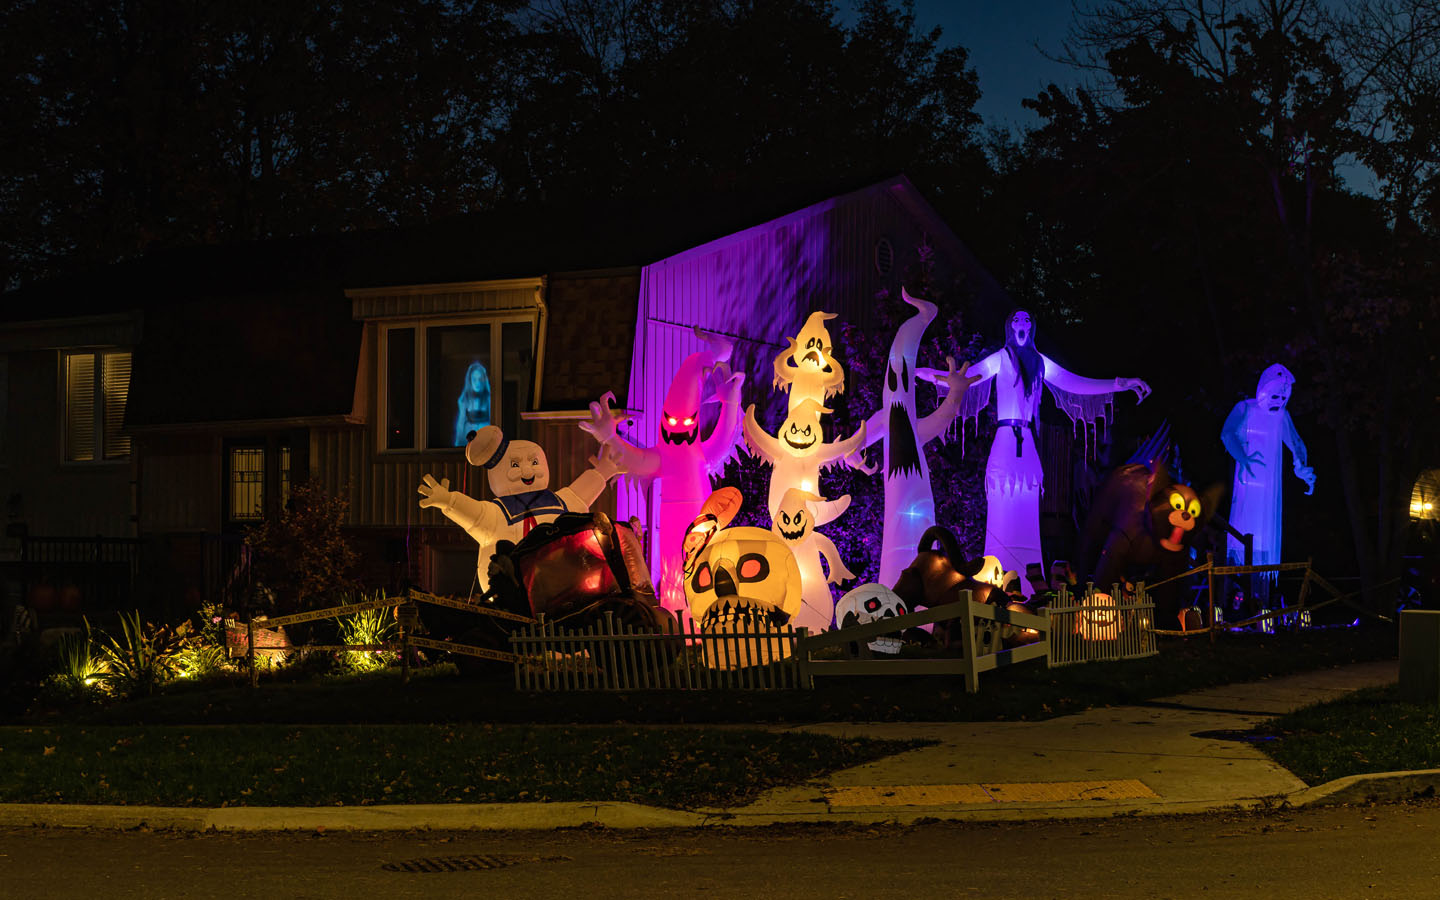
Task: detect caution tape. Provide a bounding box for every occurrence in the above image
[407,634,516,663]
[254,596,404,628]
[407,589,536,625]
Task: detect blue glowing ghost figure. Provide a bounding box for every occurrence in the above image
[454,361,492,447]
[1221,364,1315,572]
[850,289,980,588]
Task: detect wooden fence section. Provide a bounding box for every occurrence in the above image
[1047,585,1158,667]
[509,592,1056,694]
[509,612,808,692]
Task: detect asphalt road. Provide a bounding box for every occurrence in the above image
[3,801,1438,899]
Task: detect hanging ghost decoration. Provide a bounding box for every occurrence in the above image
[743,397,865,525]
[683,496,803,669]
[834,583,908,654]
[770,488,857,633]
[773,311,846,410]
[849,288,982,587]
[1221,364,1315,583]
[942,309,1150,595]
[582,329,745,619]
[417,425,622,593]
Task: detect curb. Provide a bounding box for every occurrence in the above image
[1285,768,1440,808]
[7,770,1440,832]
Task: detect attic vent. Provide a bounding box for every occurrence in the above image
[874,237,895,276]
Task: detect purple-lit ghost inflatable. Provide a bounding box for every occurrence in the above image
[1221,364,1315,572]
[583,329,744,619]
[417,425,621,593]
[953,310,1149,595]
[850,289,980,588]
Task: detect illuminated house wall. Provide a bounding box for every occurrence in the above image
[618,176,1011,576]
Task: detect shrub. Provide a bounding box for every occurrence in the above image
[245,481,359,615]
[337,596,397,673]
[95,611,186,698]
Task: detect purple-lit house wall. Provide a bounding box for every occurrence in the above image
[616,176,1011,579]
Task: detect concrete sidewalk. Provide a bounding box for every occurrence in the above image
[2,659,1429,832]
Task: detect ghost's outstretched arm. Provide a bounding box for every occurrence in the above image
[1042,354,1149,402]
[813,532,857,585]
[580,391,660,483]
[417,475,503,545]
[918,356,983,445]
[818,421,868,466]
[811,493,851,527]
[742,404,782,464]
[563,442,627,509]
[772,337,799,391]
[1282,410,1315,494]
[701,364,746,471]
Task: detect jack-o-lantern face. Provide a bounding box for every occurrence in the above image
[661,408,699,446]
[684,526,802,632]
[1154,485,1202,552]
[973,555,1006,588]
[781,417,819,453]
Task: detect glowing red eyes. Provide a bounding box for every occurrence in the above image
[683,417,694,426]
[739,558,762,579]
[695,563,712,590]
[667,417,677,426]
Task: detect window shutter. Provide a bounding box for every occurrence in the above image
[102,351,132,459]
[65,353,96,461]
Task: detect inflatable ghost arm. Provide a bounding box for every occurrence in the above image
[813,531,857,585]
[581,391,661,484]
[742,404,783,463]
[701,362,745,471]
[1283,410,1316,495]
[817,421,868,467]
[1221,401,1265,480]
[923,349,999,424]
[772,337,800,391]
[561,441,627,509]
[1043,354,1150,403]
[812,493,851,527]
[917,356,983,445]
[417,474,504,543]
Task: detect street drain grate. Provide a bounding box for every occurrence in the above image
[382,854,570,873]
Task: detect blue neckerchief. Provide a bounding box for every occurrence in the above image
[493,489,568,525]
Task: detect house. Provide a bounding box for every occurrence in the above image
[0,176,1015,623]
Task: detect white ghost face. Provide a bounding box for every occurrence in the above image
[1009,311,1032,347]
[779,412,821,456]
[1257,377,1291,412]
[486,440,549,496]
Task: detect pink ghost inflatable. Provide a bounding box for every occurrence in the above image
[583,329,745,620]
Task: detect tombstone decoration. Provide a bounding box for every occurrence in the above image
[416,425,622,594]
[834,583,908,655]
[582,329,745,619]
[944,309,1149,595]
[770,487,857,633]
[1221,364,1315,582]
[846,288,982,587]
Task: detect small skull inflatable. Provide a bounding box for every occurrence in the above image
[834,583,908,655]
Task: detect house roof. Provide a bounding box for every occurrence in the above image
[0,174,994,427]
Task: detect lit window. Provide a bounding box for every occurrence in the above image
[230,448,265,521]
[64,350,131,461]
[381,317,534,451]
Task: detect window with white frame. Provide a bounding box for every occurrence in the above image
[63,350,131,462]
[380,317,536,451]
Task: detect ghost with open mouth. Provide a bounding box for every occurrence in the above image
[773,310,847,411]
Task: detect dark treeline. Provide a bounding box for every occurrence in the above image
[1,0,1436,595]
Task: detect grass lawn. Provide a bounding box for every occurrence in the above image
[55,623,1399,728]
[0,724,922,810]
[1258,684,1440,786]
